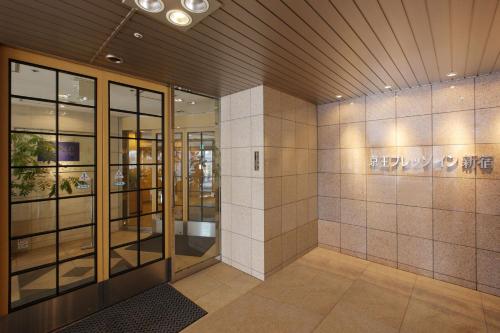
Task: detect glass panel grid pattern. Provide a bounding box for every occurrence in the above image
[9,60,97,310]
[108,82,164,277]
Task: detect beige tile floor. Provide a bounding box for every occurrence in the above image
[173,247,500,333]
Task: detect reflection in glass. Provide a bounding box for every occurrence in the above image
[59,196,94,229]
[58,73,95,106]
[11,266,56,308]
[11,63,56,100]
[59,256,94,292]
[11,98,56,133]
[11,201,56,237]
[11,233,57,273]
[140,165,157,188]
[110,218,138,247]
[139,140,155,164]
[59,226,94,260]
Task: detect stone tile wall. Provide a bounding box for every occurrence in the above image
[317,73,500,296]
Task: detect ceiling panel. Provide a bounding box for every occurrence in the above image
[0,0,499,104]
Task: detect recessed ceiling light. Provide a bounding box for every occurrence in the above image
[384,85,392,89]
[106,54,124,64]
[182,0,209,13]
[174,98,183,102]
[189,101,196,105]
[447,72,457,77]
[166,9,192,26]
[133,32,144,39]
[135,0,164,13]
[60,105,65,109]
[450,85,456,89]
[335,95,342,99]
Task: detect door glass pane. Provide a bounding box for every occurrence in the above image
[59,256,94,292]
[11,63,56,100]
[110,192,138,220]
[110,165,137,192]
[110,245,138,275]
[11,98,56,133]
[110,218,138,247]
[173,89,220,273]
[11,266,56,308]
[140,237,162,265]
[110,84,136,112]
[58,73,95,106]
[140,90,162,116]
[110,111,137,137]
[9,61,97,308]
[11,201,56,237]
[110,138,137,165]
[59,104,94,135]
[11,233,57,273]
[140,213,163,239]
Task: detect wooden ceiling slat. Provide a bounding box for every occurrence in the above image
[286,0,386,91]
[479,4,500,73]
[465,0,499,76]
[214,1,361,96]
[330,0,409,89]
[401,0,440,83]
[123,18,332,103]
[354,0,419,87]
[378,0,429,85]
[427,0,452,80]
[199,15,350,99]
[1,0,500,102]
[250,0,379,95]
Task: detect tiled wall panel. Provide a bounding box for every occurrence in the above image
[317,73,500,296]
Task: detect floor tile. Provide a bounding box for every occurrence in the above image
[482,292,500,333]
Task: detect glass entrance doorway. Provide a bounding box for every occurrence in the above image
[172,90,220,274]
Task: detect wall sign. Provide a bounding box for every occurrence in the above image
[369,154,494,171]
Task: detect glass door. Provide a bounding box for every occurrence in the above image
[108,82,165,277]
[172,89,220,275]
[8,60,97,309]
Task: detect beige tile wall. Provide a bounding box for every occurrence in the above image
[221,86,318,280]
[317,73,500,296]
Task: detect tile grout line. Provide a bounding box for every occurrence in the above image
[397,275,418,332]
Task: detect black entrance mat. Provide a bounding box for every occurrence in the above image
[175,235,215,257]
[57,283,207,333]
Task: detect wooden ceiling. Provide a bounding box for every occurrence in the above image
[1,0,500,104]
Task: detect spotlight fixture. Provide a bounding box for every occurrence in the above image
[133,32,144,39]
[447,72,457,77]
[134,0,164,13]
[182,0,209,13]
[335,95,342,99]
[105,54,124,64]
[174,98,183,102]
[166,9,192,26]
[384,85,392,89]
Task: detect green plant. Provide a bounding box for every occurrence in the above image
[11,133,85,198]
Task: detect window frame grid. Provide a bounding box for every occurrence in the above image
[8,59,98,311]
[107,81,165,278]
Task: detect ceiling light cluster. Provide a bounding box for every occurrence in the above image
[447,72,457,77]
[134,0,209,27]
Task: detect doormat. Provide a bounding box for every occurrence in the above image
[175,235,215,257]
[57,283,207,333]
